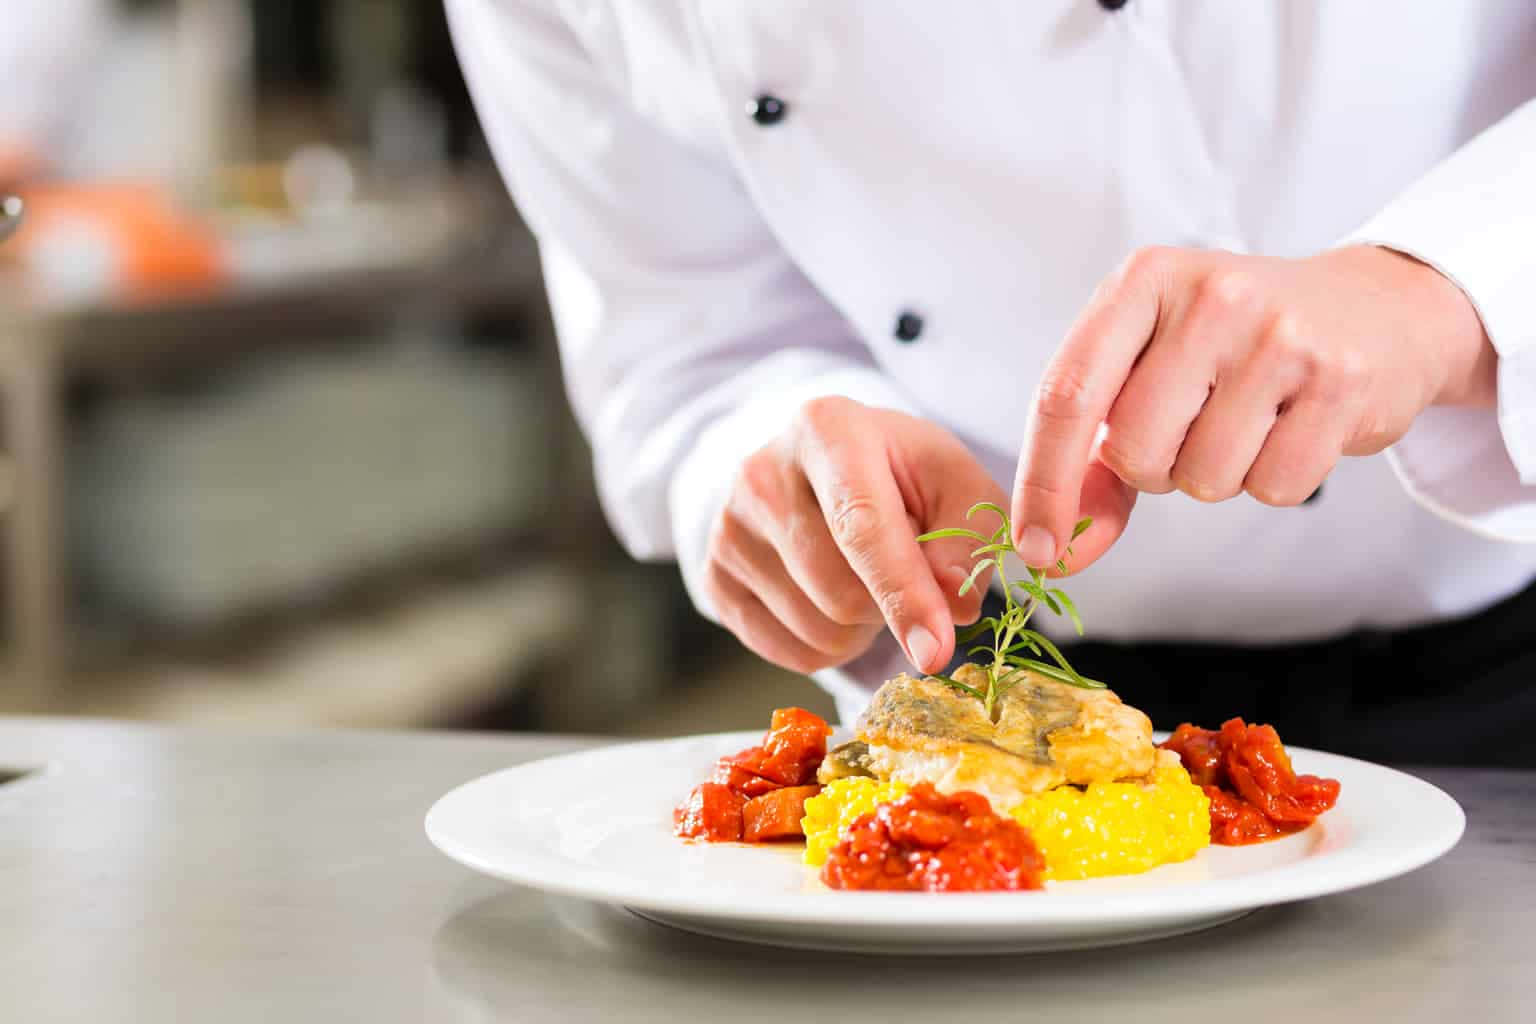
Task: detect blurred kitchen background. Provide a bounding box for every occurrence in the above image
[0,0,832,733]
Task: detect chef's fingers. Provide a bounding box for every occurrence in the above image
[793,398,957,674]
[1043,459,1136,576]
[1011,247,1176,569]
[1244,394,1353,507]
[704,564,839,674]
[1170,314,1309,502]
[1100,269,1259,494]
[708,502,882,661]
[765,471,885,627]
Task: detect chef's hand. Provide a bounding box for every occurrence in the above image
[0,144,39,192]
[1010,245,1496,571]
[704,397,1005,676]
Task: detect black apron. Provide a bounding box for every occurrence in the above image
[972,578,1536,768]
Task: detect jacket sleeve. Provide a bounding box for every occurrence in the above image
[447,0,918,641]
[0,0,109,163]
[1341,96,1536,541]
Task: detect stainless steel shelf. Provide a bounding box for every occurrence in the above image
[0,195,581,710]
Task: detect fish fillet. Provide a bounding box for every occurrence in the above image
[824,664,1155,809]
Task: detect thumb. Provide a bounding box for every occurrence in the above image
[1046,459,1135,576]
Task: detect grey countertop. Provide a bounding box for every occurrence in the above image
[0,716,1530,1023]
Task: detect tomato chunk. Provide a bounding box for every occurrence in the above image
[1161,718,1341,846]
[673,783,745,842]
[675,707,832,844]
[821,783,1045,892]
[1162,722,1224,787]
[1206,786,1290,845]
[709,758,779,798]
[742,785,821,842]
[753,707,833,786]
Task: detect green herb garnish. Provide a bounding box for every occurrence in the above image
[916,502,1104,720]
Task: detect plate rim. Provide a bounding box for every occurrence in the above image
[425,730,1466,926]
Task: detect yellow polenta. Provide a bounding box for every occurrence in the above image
[802,755,1209,880]
[1007,754,1209,880]
[802,777,910,869]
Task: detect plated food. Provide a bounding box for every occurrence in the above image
[674,504,1341,892]
[429,715,1458,950]
[810,670,1212,884]
[675,688,1338,891]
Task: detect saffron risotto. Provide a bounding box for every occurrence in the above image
[802,750,1210,881]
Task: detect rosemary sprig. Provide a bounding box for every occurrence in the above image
[917,503,1104,720]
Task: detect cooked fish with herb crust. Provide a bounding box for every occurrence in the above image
[822,664,1155,810]
[816,739,875,781]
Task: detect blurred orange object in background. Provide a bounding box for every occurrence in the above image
[8,183,225,302]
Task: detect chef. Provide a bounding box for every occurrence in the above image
[0,0,110,186]
[449,1,1536,765]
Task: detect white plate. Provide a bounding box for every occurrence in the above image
[425,731,1465,954]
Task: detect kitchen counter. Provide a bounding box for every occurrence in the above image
[0,716,1529,1023]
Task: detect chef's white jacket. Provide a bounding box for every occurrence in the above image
[449,0,1536,713]
[0,0,109,168]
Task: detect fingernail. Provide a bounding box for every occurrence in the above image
[1015,525,1056,568]
[905,625,939,672]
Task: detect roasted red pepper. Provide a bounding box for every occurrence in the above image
[1161,718,1341,845]
[673,782,746,842]
[676,707,832,843]
[708,759,779,798]
[742,785,823,842]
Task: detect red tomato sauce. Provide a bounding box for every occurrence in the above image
[820,783,1046,892]
[674,707,830,843]
[1161,718,1341,845]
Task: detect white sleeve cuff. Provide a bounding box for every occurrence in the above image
[1339,96,1536,541]
[1385,408,1536,543]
